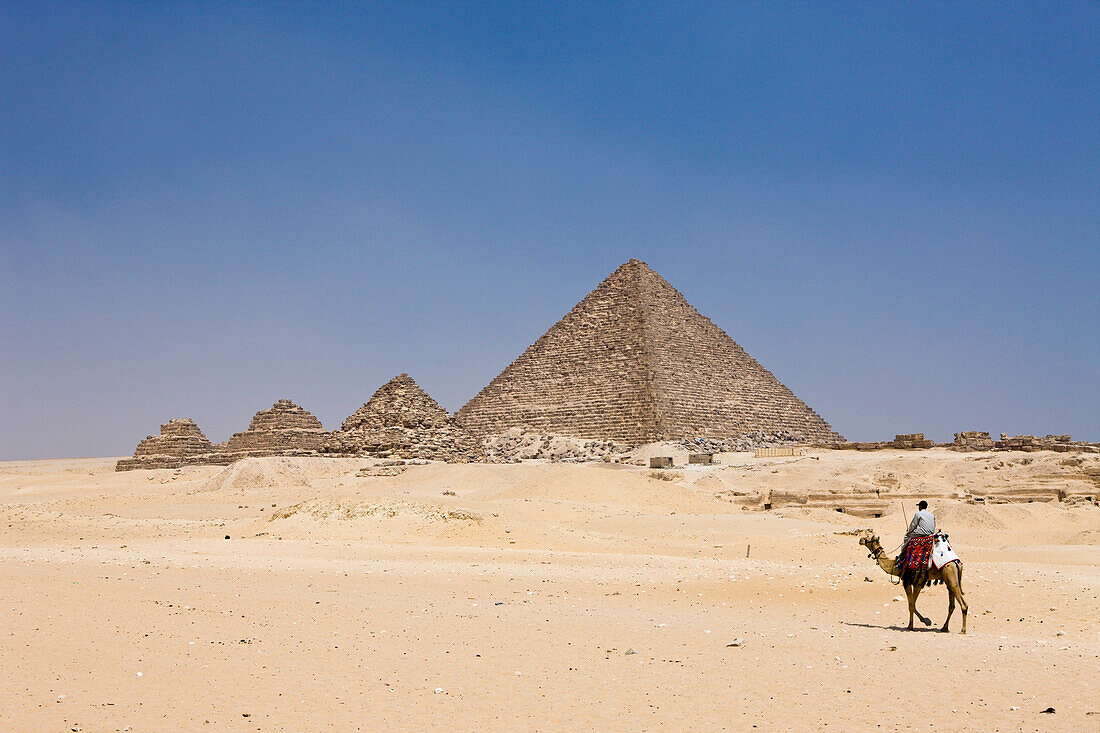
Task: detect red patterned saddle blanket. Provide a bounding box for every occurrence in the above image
[900,535,934,571]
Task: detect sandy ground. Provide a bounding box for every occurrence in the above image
[0,450,1097,732]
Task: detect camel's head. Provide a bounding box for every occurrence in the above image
[859,534,882,556]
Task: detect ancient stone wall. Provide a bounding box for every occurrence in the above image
[457,259,842,445]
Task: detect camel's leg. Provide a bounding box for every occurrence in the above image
[944,564,968,634]
[905,585,931,629]
[905,584,916,630]
[942,586,955,632]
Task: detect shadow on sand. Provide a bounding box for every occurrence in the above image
[842,621,947,633]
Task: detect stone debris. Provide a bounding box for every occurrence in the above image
[678,431,809,453]
[482,428,630,463]
[324,374,483,462]
[357,466,408,477]
[457,259,843,446]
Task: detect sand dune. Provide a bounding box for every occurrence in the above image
[1,451,1097,731]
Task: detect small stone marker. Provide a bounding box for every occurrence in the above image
[688,453,713,464]
[649,456,673,468]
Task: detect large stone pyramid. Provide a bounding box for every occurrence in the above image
[222,399,327,458]
[457,259,843,445]
[324,374,483,461]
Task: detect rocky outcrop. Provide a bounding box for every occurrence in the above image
[324,375,483,462]
[222,399,326,458]
[116,419,231,471]
[457,259,843,446]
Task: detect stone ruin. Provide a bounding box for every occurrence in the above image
[115,418,230,471]
[457,259,843,446]
[117,400,327,471]
[323,374,483,462]
[222,399,327,459]
[822,431,1097,454]
[823,433,934,450]
[995,434,1095,453]
[953,431,996,451]
[890,433,935,449]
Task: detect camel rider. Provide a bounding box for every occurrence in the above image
[899,500,936,585]
[904,500,936,546]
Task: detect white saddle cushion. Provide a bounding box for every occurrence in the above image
[932,536,960,569]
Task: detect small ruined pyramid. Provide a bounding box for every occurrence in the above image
[116,418,220,471]
[222,399,327,457]
[457,259,842,445]
[324,374,483,461]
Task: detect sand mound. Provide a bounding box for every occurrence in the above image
[1069,528,1100,544]
[269,498,481,523]
[194,457,358,493]
[929,502,1008,531]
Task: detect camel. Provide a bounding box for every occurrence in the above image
[859,534,968,634]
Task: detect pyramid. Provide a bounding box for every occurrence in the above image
[324,374,483,461]
[116,418,227,470]
[222,399,327,457]
[456,259,843,445]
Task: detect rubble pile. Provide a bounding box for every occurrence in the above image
[677,430,808,454]
[483,428,631,463]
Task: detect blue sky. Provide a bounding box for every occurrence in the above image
[2,1,1097,459]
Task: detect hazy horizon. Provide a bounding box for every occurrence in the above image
[2,2,1097,459]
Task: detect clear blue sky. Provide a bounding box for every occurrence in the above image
[2,1,1097,459]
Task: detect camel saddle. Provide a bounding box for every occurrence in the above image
[931,532,960,569]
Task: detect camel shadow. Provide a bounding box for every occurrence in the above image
[842,621,946,633]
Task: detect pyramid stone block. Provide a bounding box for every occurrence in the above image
[457,259,842,445]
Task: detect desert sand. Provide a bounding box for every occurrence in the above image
[1,449,1097,731]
